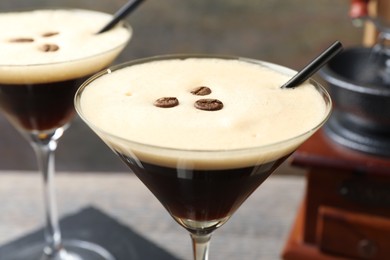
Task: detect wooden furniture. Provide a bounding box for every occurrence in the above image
[282,130,390,259]
[351,0,390,46]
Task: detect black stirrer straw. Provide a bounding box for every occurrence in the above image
[97,0,145,34]
[281,41,343,89]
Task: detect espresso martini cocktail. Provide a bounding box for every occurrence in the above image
[0,9,131,260]
[0,9,131,132]
[75,55,332,260]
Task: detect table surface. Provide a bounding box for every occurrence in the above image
[0,171,305,260]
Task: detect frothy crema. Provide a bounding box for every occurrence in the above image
[0,9,131,84]
[77,57,331,169]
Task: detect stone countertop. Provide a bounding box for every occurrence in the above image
[0,172,305,260]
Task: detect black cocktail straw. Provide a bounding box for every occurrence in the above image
[97,0,145,34]
[281,41,343,89]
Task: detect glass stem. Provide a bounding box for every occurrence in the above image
[190,233,212,260]
[30,129,65,257]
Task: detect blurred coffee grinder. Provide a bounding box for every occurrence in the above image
[282,1,390,259]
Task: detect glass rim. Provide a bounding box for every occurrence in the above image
[75,53,333,156]
[0,8,132,68]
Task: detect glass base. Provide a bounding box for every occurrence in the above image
[2,239,115,260]
[174,216,230,235]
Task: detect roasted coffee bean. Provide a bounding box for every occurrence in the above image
[39,44,59,52]
[9,38,34,43]
[154,97,179,108]
[191,86,212,96]
[195,99,223,111]
[42,32,59,37]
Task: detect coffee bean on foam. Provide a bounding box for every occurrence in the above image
[191,86,212,96]
[154,97,179,108]
[195,99,223,111]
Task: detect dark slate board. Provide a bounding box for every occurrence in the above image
[0,206,180,260]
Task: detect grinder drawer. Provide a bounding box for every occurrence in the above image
[317,206,390,259]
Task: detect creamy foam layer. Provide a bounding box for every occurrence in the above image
[78,58,330,169]
[0,9,131,84]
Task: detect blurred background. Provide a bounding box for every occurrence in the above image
[0,0,362,172]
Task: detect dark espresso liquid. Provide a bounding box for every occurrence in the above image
[118,153,289,221]
[0,78,84,131]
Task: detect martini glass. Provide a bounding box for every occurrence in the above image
[75,55,332,260]
[0,9,131,260]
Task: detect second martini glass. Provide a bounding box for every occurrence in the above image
[0,9,131,260]
[75,55,332,259]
